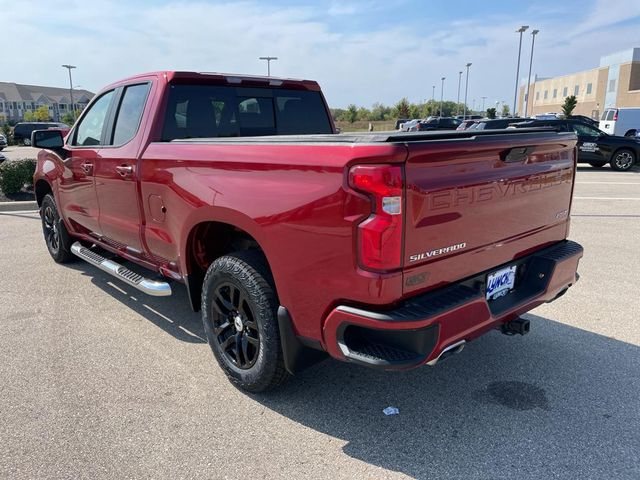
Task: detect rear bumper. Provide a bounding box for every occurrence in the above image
[322,240,583,369]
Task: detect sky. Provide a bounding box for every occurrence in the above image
[2,0,640,109]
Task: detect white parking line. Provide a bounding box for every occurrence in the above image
[574,196,640,200]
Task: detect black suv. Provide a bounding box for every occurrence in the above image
[416,117,462,131]
[514,119,640,171]
[13,122,69,145]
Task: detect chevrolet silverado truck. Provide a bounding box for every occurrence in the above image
[32,71,583,392]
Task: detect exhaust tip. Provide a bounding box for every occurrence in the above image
[427,339,466,366]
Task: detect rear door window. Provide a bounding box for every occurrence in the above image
[162,84,332,140]
[111,83,151,146]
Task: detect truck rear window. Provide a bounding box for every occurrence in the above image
[161,84,332,140]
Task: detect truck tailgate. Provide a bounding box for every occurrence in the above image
[402,131,577,295]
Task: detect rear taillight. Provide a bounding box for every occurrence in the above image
[613,110,618,121]
[349,164,404,271]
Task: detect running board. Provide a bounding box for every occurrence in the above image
[70,242,172,297]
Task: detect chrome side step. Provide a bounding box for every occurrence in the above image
[426,339,466,366]
[70,242,172,297]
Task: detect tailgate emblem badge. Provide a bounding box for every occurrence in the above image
[409,242,467,263]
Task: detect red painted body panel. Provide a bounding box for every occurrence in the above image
[33,71,582,369]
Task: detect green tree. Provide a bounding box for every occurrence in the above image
[486,107,497,119]
[356,106,371,121]
[23,111,35,121]
[33,105,51,121]
[345,104,358,123]
[562,95,578,117]
[501,104,510,117]
[2,123,12,145]
[393,98,410,119]
[370,102,389,121]
[61,109,82,126]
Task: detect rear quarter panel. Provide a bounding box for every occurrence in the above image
[139,141,407,341]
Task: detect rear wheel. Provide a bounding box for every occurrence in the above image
[201,251,289,392]
[589,162,606,168]
[610,149,636,171]
[41,194,75,263]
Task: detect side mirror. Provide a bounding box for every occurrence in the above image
[32,129,64,149]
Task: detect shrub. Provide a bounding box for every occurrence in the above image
[0,159,37,195]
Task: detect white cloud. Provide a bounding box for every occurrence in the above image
[1,0,638,109]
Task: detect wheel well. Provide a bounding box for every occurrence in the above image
[184,221,270,312]
[35,180,53,207]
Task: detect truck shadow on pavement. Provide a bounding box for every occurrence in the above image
[65,262,206,344]
[62,260,639,479]
[255,314,639,479]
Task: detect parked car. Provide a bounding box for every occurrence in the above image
[455,114,482,120]
[567,115,599,129]
[0,133,7,150]
[400,119,421,131]
[514,118,640,171]
[0,151,6,163]
[13,122,69,145]
[534,114,560,120]
[471,118,530,130]
[412,117,461,131]
[599,107,640,137]
[395,118,409,130]
[33,71,583,392]
[455,119,478,131]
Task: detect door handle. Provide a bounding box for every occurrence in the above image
[81,162,93,174]
[115,165,134,177]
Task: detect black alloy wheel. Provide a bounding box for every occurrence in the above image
[211,281,260,369]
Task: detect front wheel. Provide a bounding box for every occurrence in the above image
[40,194,75,263]
[610,149,636,171]
[201,251,289,392]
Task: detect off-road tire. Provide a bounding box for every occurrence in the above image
[40,194,75,263]
[201,250,289,392]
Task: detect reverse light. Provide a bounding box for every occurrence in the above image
[349,164,404,271]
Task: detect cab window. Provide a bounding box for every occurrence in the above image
[111,83,151,146]
[73,91,115,146]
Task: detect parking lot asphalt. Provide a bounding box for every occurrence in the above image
[0,166,638,479]
[0,145,40,162]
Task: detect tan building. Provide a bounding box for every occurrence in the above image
[0,82,94,124]
[518,47,640,118]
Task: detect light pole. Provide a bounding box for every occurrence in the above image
[61,64,76,121]
[513,25,529,116]
[259,56,278,76]
[439,77,445,117]
[463,62,471,119]
[456,71,463,116]
[524,29,539,118]
[481,96,487,112]
[431,85,435,103]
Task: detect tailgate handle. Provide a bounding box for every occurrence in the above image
[501,146,534,163]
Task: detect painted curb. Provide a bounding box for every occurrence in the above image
[0,201,38,212]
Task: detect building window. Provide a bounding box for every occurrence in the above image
[586,83,593,94]
[536,91,540,100]
[553,88,557,98]
[574,85,579,96]
[608,79,616,92]
[544,90,548,99]
[563,87,568,97]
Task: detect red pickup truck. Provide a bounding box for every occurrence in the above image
[32,71,583,392]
